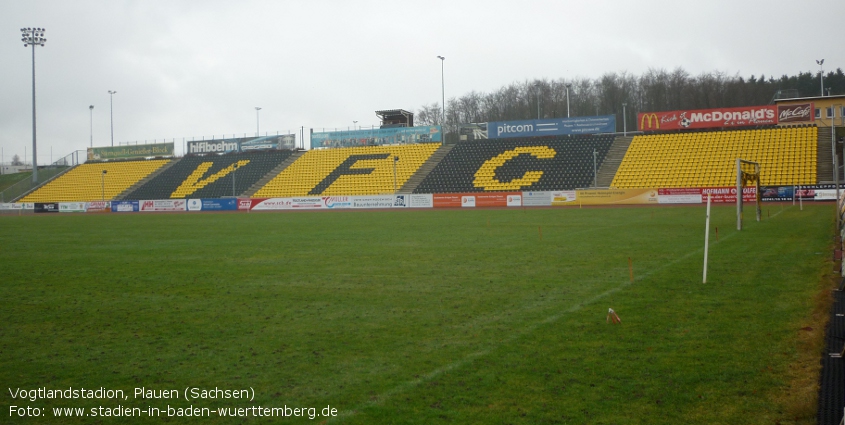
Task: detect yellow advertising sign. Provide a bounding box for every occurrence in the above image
[552,189,659,206]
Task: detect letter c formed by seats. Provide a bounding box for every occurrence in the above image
[473,146,556,191]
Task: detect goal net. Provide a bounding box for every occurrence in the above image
[736,159,761,231]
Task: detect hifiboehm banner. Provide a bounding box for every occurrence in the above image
[433,192,521,208]
[139,199,187,212]
[59,202,86,213]
[638,105,777,131]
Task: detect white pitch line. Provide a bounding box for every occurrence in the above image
[329,208,763,422]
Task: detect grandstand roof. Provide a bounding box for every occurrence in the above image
[774,94,845,103]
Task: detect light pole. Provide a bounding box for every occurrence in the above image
[535,83,541,119]
[817,59,825,96]
[101,170,107,201]
[622,102,627,136]
[255,107,262,136]
[108,90,117,146]
[21,27,46,183]
[593,149,598,188]
[393,156,399,193]
[89,105,94,148]
[437,56,445,127]
[232,163,239,197]
[565,83,572,118]
[353,120,358,130]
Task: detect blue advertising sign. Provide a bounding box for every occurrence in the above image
[187,198,238,211]
[111,200,139,212]
[311,126,441,149]
[486,116,616,139]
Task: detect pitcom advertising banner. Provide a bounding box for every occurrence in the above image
[86,201,111,212]
[563,189,659,205]
[777,103,815,124]
[522,191,552,207]
[140,199,187,212]
[310,126,441,149]
[638,105,778,131]
[59,202,86,213]
[87,143,174,160]
[187,198,238,211]
[34,202,60,213]
[486,116,615,139]
[433,192,522,208]
[409,194,433,208]
[187,135,295,154]
[111,200,139,212]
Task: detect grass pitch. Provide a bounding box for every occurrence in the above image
[0,205,834,424]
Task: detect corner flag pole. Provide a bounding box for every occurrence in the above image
[703,192,712,284]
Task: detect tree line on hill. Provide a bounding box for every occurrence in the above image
[415,67,845,132]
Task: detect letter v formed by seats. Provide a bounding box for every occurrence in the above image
[171,160,250,198]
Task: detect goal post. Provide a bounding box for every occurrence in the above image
[736,159,761,231]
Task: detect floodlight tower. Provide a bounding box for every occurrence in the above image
[437,56,445,126]
[817,59,825,96]
[21,27,46,183]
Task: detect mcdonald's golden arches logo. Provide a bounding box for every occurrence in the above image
[640,113,660,130]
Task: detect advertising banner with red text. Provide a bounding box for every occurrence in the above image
[658,187,757,203]
[433,192,522,208]
[638,105,777,131]
[139,199,187,212]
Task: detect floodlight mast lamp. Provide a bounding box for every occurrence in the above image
[437,56,445,127]
[21,27,46,183]
[108,90,117,146]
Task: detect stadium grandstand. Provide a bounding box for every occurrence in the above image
[122,150,295,200]
[413,135,614,193]
[611,126,818,188]
[254,143,440,197]
[16,158,170,203]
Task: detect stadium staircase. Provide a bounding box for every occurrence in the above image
[398,143,455,193]
[596,136,633,188]
[113,158,181,201]
[818,129,834,183]
[242,150,304,197]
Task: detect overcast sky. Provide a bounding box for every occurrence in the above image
[1,0,842,163]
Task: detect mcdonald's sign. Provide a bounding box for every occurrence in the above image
[638,105,778,131]
[639,113,660,130]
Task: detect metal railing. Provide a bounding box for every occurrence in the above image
[0,150,85,203]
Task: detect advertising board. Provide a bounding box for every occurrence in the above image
[187,198,238,211]
[0,203,24,210]
[34,202,60,213]
[86,201,111,212]
[139,199,187,212]
[658,188,704,204]
[351,195,403,209]
[310,126,441,149]
[521,191,552,207]
[550,191,577,205]
[638,105,777,131]
[409,194,433,208]
[568,189,659,206]
[187,135,295,154]
[59,202,86,213]
[777,103,814,124]
[111,200,139,212]
[486,115,615,139]
[87,143,174,160]
[433,192,521,208]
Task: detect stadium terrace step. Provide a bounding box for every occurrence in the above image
[243,150,304,197]
[818,129,834,184]
[597,136,633,188]
[399,143,455,193]
[8,165,76,203]
[113,158,180,201]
